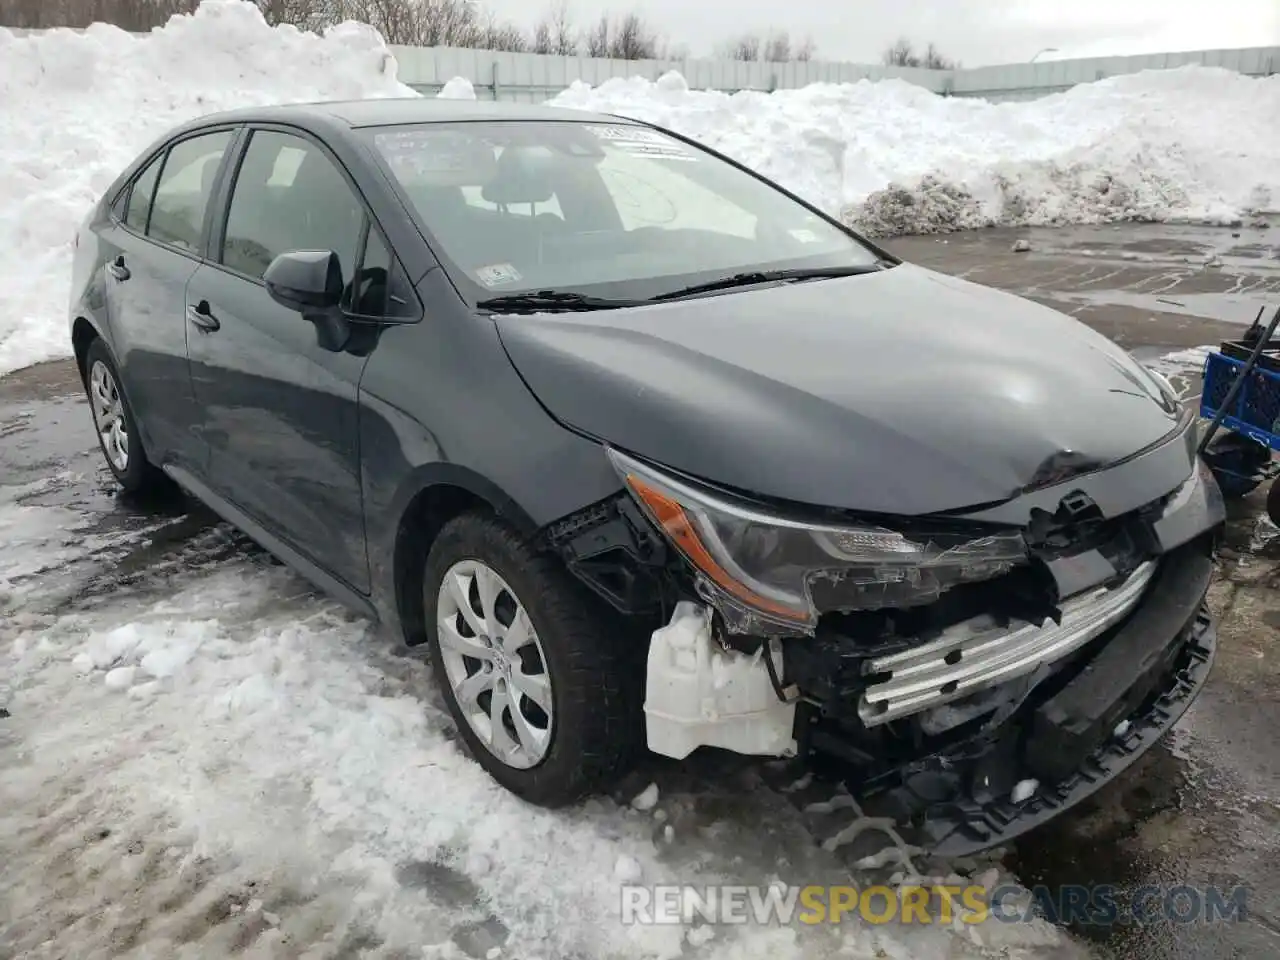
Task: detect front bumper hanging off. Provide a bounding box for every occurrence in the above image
[641,535,1217,858]
[868,543,1217,857]
[929,607,1215,857]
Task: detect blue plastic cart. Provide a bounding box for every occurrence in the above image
[1197,305,1280,523]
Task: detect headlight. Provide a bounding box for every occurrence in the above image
[608,448,1028,635]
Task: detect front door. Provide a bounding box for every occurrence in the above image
[185,128,372,592]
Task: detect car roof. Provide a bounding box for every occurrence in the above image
[191,97,634,130]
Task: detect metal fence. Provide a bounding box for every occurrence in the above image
[391,44,1280,103]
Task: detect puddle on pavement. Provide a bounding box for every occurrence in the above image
[1008,736,1279,958]
[1005,744,1189,954]
[1051,291,1278,326]
[1002,489,1280,959]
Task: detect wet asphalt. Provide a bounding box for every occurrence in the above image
[3,220,1279,959]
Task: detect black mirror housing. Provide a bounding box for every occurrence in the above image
[264,250,343,313]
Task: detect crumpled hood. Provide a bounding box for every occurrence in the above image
[495,264,1184,516]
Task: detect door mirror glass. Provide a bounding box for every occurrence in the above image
[264,250,343,313]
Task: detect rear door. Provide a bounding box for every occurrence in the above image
[98,128,236,472]
[185,126,375,592]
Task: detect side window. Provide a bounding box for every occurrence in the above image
[348,228,418,320]
[147,131,234,252]
[221,130,364,285]
[122,154,163,232]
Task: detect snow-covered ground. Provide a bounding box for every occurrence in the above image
[0,404,1080,960]
[1,0,1279,375]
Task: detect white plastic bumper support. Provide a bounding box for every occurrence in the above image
[644,601,797,760]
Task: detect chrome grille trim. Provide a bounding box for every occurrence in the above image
[858,560,1158,726]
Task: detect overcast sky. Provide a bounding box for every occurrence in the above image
[476,0,1280,65]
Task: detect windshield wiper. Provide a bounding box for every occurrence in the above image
[652,264,887,301]
[476,290,644,314]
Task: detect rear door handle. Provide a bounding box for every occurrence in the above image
[106,255,130,282]
[187,300,220,332]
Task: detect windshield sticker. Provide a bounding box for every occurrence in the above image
[476,263,523,287]
[374,130,496,180]
[587,125,698,162]
[788,228,820,243]
[589,125,668,144]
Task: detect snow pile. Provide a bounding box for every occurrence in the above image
[438,75,478,100]
[3,554,1067,960]
[1158,345,1214,372]
[0,0,414,375]
[1,465,1070,959]
[551,66,1280,236]
[4,0,1277,377]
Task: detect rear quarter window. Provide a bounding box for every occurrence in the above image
[122,155,163,233]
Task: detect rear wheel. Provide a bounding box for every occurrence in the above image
[83,339,167,495]
[423,512,640,806]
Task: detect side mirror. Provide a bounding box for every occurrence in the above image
[264,250,343,313]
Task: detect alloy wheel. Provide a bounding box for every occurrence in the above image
[89,360,129,473]
[436,559,555,769]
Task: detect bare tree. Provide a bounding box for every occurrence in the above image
[0,0,200,31]
[883,37,915,66]
[726,32,761,61]
[349,0,429,44]
[478,10,527,52]
[346,0,487,48]
[547,0,576,54]
[0,0,524,46]
[762,30,791,62]
[922,42,957,69]
[530,0,576,55]
[531,17,552,54]
[579,11,658,60]
[883,37,956,69]
[720,27,816,62]
[608,12,656,60]
[659,39,690,60]
[583,12,608,57]
[251,0,336,30]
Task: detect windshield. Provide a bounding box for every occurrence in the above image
[365,120,883,303]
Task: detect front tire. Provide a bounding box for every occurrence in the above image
[424,512,640,806]
[82,339,166,495]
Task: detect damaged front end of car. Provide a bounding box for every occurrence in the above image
[543,414,1226,858]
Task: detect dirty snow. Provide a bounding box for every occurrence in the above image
[553,67,1280,237]
[631,782,661,812]
[0,461,1080,959]
[1011,779,1040,804]
[1158,345,1215,372]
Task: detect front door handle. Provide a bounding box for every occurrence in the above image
[106,255,130,282]
[187,300,220,332]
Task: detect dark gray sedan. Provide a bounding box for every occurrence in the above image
[69,98,1224,854]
